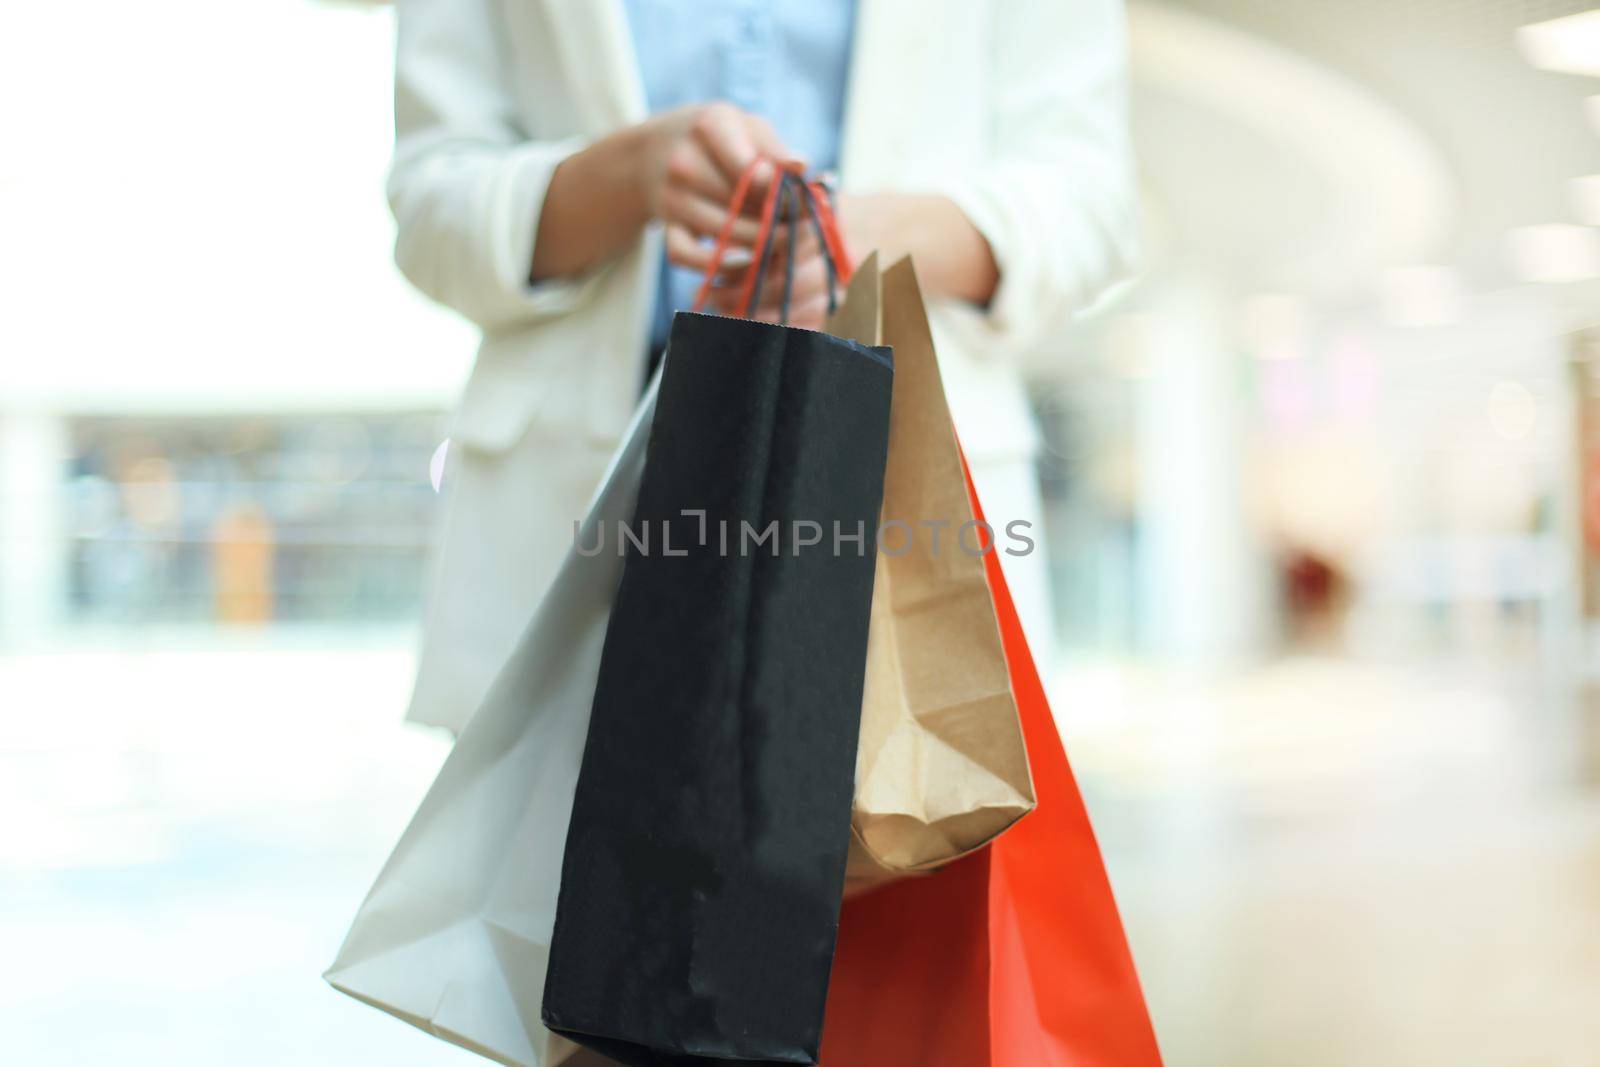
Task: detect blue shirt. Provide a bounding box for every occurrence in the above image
[621,0,858,346]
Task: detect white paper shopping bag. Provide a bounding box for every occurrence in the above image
[324,383,658,1067]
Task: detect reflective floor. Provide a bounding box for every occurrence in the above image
[1070,655,1600,1066]
[3,638,1598,1065]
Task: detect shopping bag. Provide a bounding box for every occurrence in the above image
[540,305,894,1067]
[322,380,661,1067]
[817,453,1163,1067]
[827,256,1035,893]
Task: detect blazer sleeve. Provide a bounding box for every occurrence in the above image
[388,0,597,332]
[933,0,1139,358]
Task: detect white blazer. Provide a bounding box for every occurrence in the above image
[395,0,1137,731]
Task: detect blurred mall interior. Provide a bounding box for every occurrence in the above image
[5,1,1600,1064]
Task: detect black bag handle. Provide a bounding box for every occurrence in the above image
[715,165,848,326]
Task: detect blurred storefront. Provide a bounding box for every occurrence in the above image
[0,0,475,647]
[1026,0,1600,680]
[60,413,441,626]
[5,0,1600,670]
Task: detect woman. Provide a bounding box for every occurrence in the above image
[394,0,1137,732]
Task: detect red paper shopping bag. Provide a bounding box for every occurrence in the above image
[818,457,1163,1067]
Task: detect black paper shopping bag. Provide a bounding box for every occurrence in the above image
[542,310,893,1066]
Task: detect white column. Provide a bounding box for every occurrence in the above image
[0,411,69,647]
[1136,283,1273,665]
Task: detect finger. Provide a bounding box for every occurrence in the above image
[693,107,807,212]
[669,193,809,265]
[716,226,824,295]
[693,103,765,183]
[664,223,716,272]
[769,209,817,250]
[708,265,773,315]
[707,269,754,314]
[734,248,830,317]
[704,231,818,312]
[707,233,812,292]
[788,293,831,330]
[739,217,807,262]
[747,246,829,311]
[665,226,754,273]
[663,186,771,245]
[662,141,736,206]
[666,227,759,287]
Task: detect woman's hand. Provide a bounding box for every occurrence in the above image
[710,188,1012,330]
[532,102,798,283]
[702,221,836,329]
[695,189,1007,329]
[638,104,849,327]
[638,103,797,263]
[835,192,1000,307]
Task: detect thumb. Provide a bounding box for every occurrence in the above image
[747,115,806,171]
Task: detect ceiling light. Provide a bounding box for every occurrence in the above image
[1517,11,1600,76]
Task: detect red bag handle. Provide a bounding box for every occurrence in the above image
[689,156,854,320]
[805,178,854,289]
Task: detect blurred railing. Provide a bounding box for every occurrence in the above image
[4,412,447,636]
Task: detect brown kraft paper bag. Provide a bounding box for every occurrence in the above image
[828,254,1036,894]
